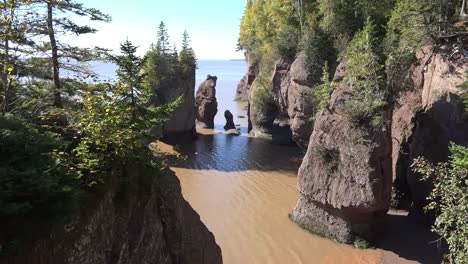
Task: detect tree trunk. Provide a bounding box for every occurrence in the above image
[1,0,13,115]
[462,0,467,17]
[47,0,62,108]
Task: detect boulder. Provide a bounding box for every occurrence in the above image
[226,129,241,136]
[195,75,218,129]
[224,110,236,130]
[290,66,392,243]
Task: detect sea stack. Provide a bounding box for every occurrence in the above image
[195,75,218,129]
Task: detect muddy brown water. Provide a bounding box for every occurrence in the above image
[159,130,390,264]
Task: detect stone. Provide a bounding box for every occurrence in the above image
[195,75,218,129]
[224,110,236,130]
[226,129,241,136]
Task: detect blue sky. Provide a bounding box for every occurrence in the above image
[67,0,246,60]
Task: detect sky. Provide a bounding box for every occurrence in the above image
[65,0,247,60]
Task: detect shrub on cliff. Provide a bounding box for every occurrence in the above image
[310,62,336,119]
[73,41,180,185]
[300,23,336,82]
[412,143,468,264]
[0,116,81,254]
[252,77,276,115]
[343,19,387,131]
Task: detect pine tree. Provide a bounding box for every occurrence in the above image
[109,39,146,123]
[40,0,111,107]
[343,19,386,130]
[0,0,37,115]
[179,30,196,78]
[156,21,170,55]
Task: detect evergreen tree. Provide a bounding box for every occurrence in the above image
[0,0,37,115]
[109,39,147,123]
[179,30,197,78]
[38,0,111,107]
[343,19,387,130]
[156,21,170,55]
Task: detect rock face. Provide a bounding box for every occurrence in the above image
[392,45,468,217]
[234,54,258,102]
[248,52,316,150]
[1,168,222,264]
[290,66,392,243]
[223,110,236,131]
[153,70,196,140]
[195,75,218,129]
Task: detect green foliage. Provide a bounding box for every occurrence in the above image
[252,76,275,115]
[317,0,395,53]
[314,144,340,172]
[0,116,81,254]
[73,50,181,185]
[412,143,468,264]
[300,22,336,82]
[239,0,301,60]
[458,72,468,113]
[143,22,197,99]
[353,237,370,249]
[179,30,197,78]
[109,39,148,123]
[311,62,336,119]
[343,19,387,130]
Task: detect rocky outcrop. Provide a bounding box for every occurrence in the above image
[248,52,316,150]
[1,168,222,264]
[290,66,392,243]
[392,45,468,217]
[234,54,258,101]
[154,70,196,140]
[226,129,241,136]
[223,110,236,130]
[195,75,218,129]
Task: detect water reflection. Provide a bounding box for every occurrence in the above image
[170,132,302,173]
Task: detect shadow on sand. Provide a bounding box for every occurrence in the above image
[376,212,445,264]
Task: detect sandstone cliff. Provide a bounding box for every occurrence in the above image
[1,168,222,264]
[245,52,316,150]
[391,45,468,217]
[154,72,197,140]
[234,53,258,102]
[290,64,392,243]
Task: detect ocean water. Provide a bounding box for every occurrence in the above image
[91,60,248,131]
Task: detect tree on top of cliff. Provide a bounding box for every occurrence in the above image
[179,30,197,78]
[343,19,387,130]
[109,39,148,123]
[31,0,111,107]
[156,21,171,55]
